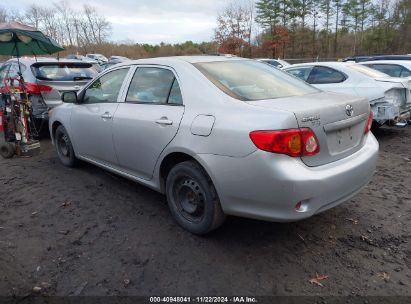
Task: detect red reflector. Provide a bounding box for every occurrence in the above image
[364,111,373,134]
[295,202,302,211]
[24,83,53,94]
[249,128,320,157]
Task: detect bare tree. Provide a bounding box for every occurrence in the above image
[214,1,254,56]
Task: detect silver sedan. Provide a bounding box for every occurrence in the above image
[49,56,379,234]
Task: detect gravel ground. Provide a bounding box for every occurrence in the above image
[0,126,410,297]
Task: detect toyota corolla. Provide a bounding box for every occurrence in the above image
[49,56,379,234]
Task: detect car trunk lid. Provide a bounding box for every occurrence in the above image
[248,92,370,167]
[31,62,97,107]
[35,79,90,107]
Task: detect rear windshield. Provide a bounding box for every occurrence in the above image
[347,64,389,78]
[194,60,319,101]
[31,63,97,81]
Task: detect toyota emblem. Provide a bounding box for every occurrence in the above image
[345,105,354,117]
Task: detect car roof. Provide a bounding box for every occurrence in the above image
[344,55,411,62]
[360,60,411,66]
[285,61,353,69]
[113,55,247,67]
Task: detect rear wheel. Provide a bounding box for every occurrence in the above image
[55,125,77,167]
[166,161,225,235]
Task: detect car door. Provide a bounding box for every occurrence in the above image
[70,67,130,166]
[113,66,185,180]
[306,66,350,94]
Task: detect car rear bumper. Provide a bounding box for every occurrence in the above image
[198,133,379,222]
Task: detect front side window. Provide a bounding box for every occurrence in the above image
[126,67,182,104]
[286,66,314,81]
[83,68,129,104]
[195,60,318,101]
[308,66,346,84]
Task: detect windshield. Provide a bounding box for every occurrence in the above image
[195,60,319,101]
[348,64,389,78]
[31,63,97,81]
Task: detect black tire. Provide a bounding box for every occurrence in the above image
[55,125,77,167]
[0,142,15,159]
[166,161,226,235]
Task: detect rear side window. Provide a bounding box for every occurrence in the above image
[263,60,281,68]
[370,64,403,77]
[168,79,183,105]
[83,68,129,104]
[31,63,97,81]
[286,66,313,81]
[126,67,182,105]
[308,66,346,84]
[401,68,411,77]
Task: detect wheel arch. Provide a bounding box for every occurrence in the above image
[158,151,217,194]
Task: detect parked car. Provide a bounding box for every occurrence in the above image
[49,56,378,234]
[109,56,130,62]
[0,58,98,120]
[256,58,290,68]
[284,62,411,127]
[65,54,102,73]
[86,53,108,65]
[101,56,131,71]
[359,60,411,78]
[343,55,411,63]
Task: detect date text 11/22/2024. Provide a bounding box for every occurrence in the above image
[149,297,258,303]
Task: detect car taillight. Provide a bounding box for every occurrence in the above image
[249,128,320,157]
[364,111,373,135]
[25,83,53,94]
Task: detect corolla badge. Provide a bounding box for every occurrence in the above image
[345,105,354,117]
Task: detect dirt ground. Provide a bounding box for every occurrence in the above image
[0,126,410,298]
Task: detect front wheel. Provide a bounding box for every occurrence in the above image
[55,125,77,167]
[166,161,226,235]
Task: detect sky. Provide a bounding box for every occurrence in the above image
[6,0,232,44]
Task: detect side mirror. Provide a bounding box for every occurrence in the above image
[62,91,78,103]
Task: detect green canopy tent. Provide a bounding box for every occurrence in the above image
[0,21,64,57]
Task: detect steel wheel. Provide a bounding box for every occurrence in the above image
[166,160,226,234]
[173,177,206,223]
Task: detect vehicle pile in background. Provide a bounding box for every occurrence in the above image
[278,55,411,129]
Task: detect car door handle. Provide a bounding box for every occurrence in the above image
[101,112,112,120]
[155,119,173,126]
